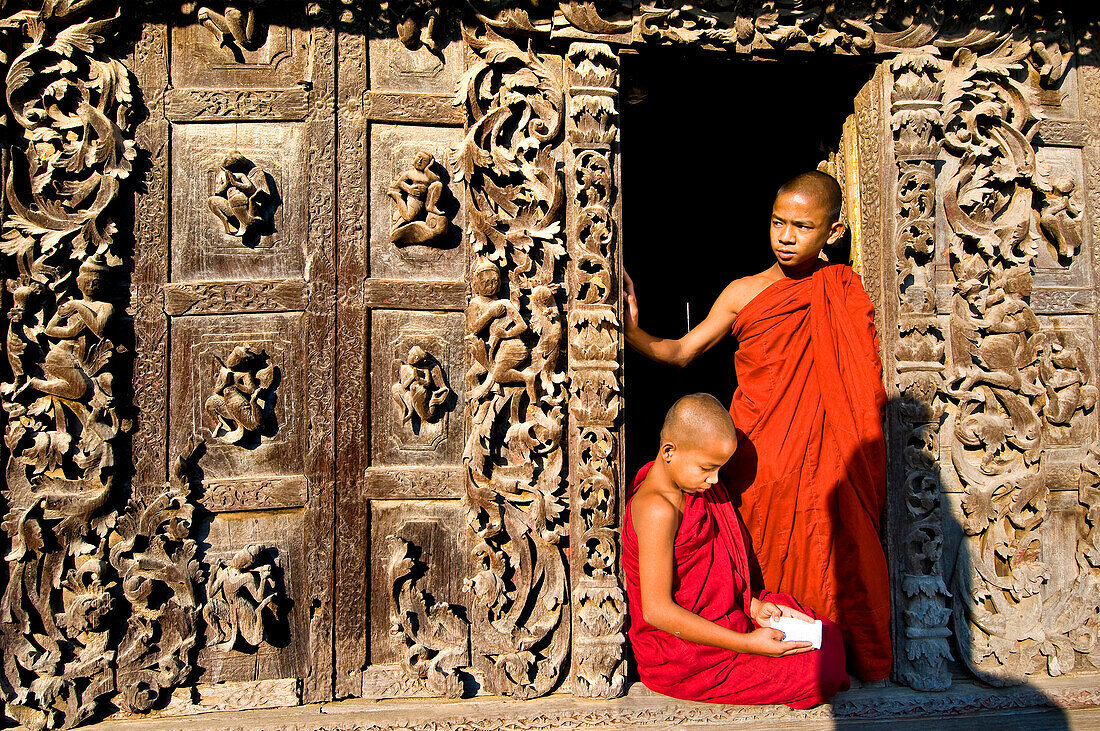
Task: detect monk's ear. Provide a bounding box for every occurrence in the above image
[660,441,676,463]
[827,220,847,245]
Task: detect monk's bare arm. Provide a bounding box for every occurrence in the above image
[631,493,812,658]
[624,272,765,368]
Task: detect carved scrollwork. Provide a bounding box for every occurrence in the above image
[565,41,625,699]
[890,49,953,693]
[0,1,144,727]
[940,42,1061,685]
[202,544,285,652]
[387,535,470,697]
[457,23,570,699]
[207,150,280,246]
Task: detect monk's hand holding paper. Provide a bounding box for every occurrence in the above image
[749,596,813,626]
[740,626,814,658]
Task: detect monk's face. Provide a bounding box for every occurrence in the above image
[664,436,737,493]
[769,191,845,273]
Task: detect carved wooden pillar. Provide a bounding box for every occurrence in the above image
[887,51,954,691]
[459,24,570,698]
[564,41,627,698]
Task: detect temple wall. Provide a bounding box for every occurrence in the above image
[1,2,1099,729]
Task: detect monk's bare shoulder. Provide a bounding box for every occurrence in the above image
[716,270,782,316]
[630,484,682,541]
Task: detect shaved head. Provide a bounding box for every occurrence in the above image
[777,171,843,223]
[660,393,737,451]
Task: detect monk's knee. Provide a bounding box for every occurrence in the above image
[817,618,850,697]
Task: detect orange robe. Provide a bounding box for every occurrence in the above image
[726,263,892,682]
[624,462,849,708]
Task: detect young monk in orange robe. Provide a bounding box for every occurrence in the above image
[624,171,892,682]
[624,393,849,707]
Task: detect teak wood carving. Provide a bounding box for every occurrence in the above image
[2,1,1100,728]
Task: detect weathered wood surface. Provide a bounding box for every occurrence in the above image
[3,2,1100,729]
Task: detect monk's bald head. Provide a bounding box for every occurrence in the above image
[660,393,737,452]
[776,171,843,224]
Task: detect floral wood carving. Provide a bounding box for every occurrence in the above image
[388,150,450,247]
[889,51,953,692]
[457,23,570,699]
[0,1,144,727]
[204,344,279,445]
[202,544,284,651]
[941,43,1057,685]
[565,41,626,699]
[387,535,470,697]
[208,150,279,246]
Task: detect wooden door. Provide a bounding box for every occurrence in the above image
[135,8,336,705]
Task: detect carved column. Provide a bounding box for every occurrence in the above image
[941,44,1048,685]
[564,41,626,698]
[0,3,202,728]
[458,24,570,698]
[887,51,953,691]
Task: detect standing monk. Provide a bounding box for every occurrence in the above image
[624,171,892,682]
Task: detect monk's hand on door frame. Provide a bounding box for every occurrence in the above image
[623,269,640,332]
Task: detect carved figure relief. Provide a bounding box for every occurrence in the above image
[203,544,284,651]
[384,0,443,53]
[1037,332,1097,436]
[208,150,279,246]
[388,150,450,246]
[388,535,470,697]
[194,2,267,60]
[391,345,451,428]
[1037,172,1084,264]
[459,25,569,699]
[205,345,279,445]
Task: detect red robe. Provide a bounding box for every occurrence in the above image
[624,462,849,708]
[727,263,892,682]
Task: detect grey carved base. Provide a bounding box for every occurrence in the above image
[71,679,1100,731]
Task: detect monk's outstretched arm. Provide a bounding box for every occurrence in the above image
[632,494,812,658]
[623,271,744,369]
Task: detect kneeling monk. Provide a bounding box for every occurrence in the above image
[624,394,849,708]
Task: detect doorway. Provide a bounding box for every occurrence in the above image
[621,50,875,478]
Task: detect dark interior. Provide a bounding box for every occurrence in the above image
[621,50,875,479]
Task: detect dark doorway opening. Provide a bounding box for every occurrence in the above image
[621,51,875,479]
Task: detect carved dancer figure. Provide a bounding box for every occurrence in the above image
[208,150,275,241]
[521,285,563,404]
[203,545,278,650]
[391,345,450,425]
[1039,175,1083,261]
[44,256,114,341]
[465,261,529,404]
[1040,336,1098,427]
[625,395,849,707]
[393,0,441,52]
[205,345,276,444]
[197,4,263,57]
[388,150,448,246]
[625,171,892,682]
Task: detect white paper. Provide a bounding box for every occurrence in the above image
[769,616,822,649]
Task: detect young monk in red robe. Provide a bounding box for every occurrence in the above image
[624,393,849,707]
[624,171,892,683]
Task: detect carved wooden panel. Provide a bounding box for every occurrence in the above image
[371,310,464,466]
[369,125,464,281]
[171,123,307,282]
